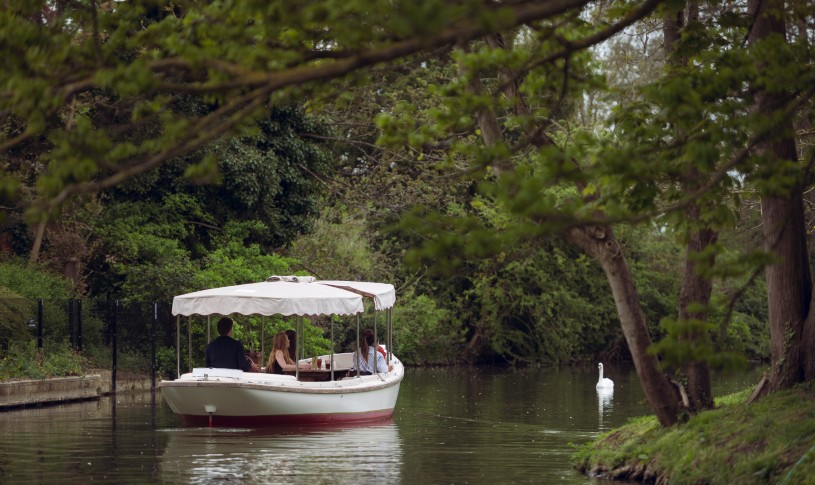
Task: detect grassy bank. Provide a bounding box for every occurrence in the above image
[572,382,815,484]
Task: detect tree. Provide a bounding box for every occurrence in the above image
[375,0,813,425]
[748,0,815,394]
[662,1,716,412]
[421,20,684,424]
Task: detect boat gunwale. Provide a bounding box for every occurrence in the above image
[158,372,403,395]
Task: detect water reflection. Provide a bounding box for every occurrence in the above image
[597,387,614,429]
[159,422,402,484]
[0,393,169,484]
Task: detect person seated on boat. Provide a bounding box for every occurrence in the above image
[266,331,311,374]
[351,329,393,375]
[285,329,297,362]
[376,340,387,360]
[205,317,260,372]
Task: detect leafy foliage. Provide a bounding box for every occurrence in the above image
[463,240,620,365]
[2,0,798,375]
[0,258,76,347]
[0,288,32,347]
[84,106,331,303]
[0,340,87,380]
[0,257,72,300]
[88,207,298,302]
[287,206,389,281]
[392,289,460,365]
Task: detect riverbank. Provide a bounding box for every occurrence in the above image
[572,382,815,484]
[0,370,154,409]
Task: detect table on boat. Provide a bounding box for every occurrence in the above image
[282,368,352,382]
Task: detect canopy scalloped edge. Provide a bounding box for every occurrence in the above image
[172,280,364,317]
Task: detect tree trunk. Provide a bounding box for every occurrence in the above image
[761,192,810,389]
[568,226,682,426]
[803,280,815,381]
[664,2,715,411]
[677,207,717,411]
[749,0,813,391]
[793,0,815,382]
[28,219,47,265]
[460,41,513,177]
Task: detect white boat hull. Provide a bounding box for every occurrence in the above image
[160,358,404,427]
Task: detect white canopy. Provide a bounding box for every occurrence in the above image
[317,281,396,311]
[172,280,365,317]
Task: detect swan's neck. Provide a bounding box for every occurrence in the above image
[598,367,604,380]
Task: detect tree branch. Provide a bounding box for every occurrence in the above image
[61,0,599,98]
[512,0,664,82]
[38,83,272,213]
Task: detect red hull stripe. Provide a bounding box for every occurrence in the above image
[178,410,394,427]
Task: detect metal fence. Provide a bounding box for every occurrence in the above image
[2,298,178,392]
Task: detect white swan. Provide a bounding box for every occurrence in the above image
[596,363,614,389]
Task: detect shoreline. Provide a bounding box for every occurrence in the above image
[0,369,154,410]
[572,382,815,484]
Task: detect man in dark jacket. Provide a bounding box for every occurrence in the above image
[205,317,259,371]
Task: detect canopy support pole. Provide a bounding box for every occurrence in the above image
[188,317,193,373]
[356,313,360,379]
[329,316,334,381]
[176,315,180,378]
[207,315,211,343]
[295,317,301,380]
[387,308,392,364]
[373,310,379,372]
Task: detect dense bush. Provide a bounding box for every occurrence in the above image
[156,345,177,378]
[0,288,32,348]
[460,240,621,366]
[392,289,460,365]
[0,340,87,380]
[0,259,75,349]
[0,258,73,300]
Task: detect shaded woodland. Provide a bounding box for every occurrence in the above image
[2,0,814,426]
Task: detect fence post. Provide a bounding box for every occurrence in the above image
[152,302,157,391]
[111,299,118,394]
[68,299,75,349]
[76,299,83,351]
[37,299,43,349]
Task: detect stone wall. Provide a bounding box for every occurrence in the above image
[93,369,155,394]
[0,375,102,408]
[0,370,154,409]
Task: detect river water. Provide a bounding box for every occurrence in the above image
[0,364,764,484]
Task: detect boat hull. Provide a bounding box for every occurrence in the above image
[160,364,403,427]
[174,408,396,427]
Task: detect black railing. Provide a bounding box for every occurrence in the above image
[3,298,178,394]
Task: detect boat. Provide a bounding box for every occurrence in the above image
[159,276,403,426]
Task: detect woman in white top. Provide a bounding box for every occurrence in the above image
[352,329,392,375]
